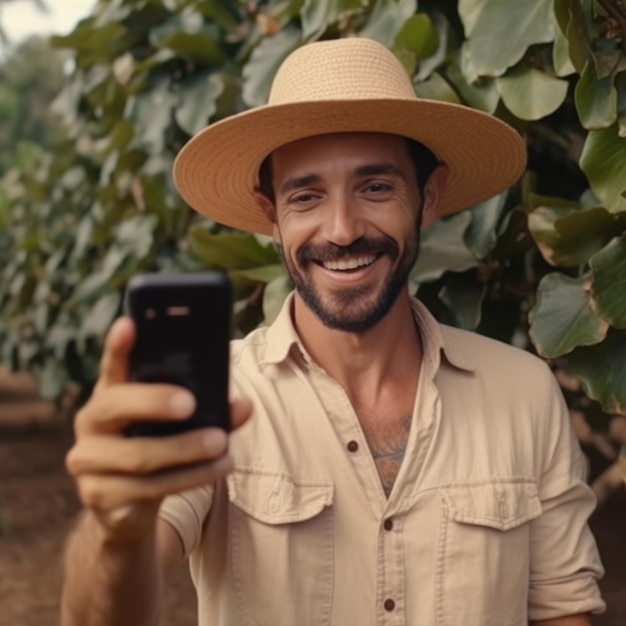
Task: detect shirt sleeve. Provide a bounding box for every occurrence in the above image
[527,371,606,621]
[158,485,214,560]
[157,363,247,558]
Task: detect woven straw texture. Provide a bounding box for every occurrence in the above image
[174,38,526,235]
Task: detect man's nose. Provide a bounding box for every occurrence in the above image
[321,194,366,247]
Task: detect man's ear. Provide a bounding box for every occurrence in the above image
[253,190,280,241]
[421,164,449,230]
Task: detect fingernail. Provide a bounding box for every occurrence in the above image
[169,391,195,418]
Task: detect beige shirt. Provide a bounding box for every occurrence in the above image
[160,294,605,626]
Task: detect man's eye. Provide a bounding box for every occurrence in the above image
[365,182,392,193]
[291,193,317,204]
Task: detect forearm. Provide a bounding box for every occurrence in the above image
[61,511,163,626]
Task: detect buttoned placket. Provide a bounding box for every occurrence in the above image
[376,360,441,626]
[301,343,441,626]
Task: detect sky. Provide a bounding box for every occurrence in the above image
[1,0,96,45]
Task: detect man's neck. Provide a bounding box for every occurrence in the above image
[291,290,423,405]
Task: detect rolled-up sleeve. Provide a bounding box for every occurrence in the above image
[159,485,214,560]
[528,373,605,621]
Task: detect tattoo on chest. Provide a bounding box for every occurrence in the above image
[369,414,412,497]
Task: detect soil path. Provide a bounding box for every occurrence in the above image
[0,371,624,626]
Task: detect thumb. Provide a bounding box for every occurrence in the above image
[95,317,136,390]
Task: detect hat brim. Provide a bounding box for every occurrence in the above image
[173,99,527,235]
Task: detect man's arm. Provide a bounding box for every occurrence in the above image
[62,512,182,626]
[60,318,251,626]
[530,613,592,626]
[527,371,604,622]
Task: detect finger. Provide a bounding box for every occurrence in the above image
[96,317,136,390]
[75,384,196,435]
[230,397,253,430]
[76,456,234,511]
[66,428,228,476]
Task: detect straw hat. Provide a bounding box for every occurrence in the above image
[174,37,526,235]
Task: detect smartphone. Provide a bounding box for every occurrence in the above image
[124,272,232,436]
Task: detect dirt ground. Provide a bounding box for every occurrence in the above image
[0,371,624,626]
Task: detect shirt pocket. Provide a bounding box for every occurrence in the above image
[436,478,542,626]
[227,469,334,626]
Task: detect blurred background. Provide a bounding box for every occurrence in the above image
[0,0,625,624]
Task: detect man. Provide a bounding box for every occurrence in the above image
[62,38,604,626]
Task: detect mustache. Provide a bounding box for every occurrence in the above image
[297,237,398,266]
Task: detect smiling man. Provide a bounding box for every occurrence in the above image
[62,38,605,626]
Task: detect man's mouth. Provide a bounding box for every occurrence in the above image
[320,254,378,271]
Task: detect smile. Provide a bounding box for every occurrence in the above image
[321,255,377,271]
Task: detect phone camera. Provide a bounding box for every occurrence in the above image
[145,308,156,320]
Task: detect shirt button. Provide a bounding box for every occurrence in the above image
[384,518,393,531]
[384,598,395,612]
[347,440,359,452]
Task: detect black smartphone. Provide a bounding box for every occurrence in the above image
[124,272,232,437]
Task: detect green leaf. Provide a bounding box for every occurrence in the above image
[80,292,121,339]
[616,70,626,138]
[48,319,75,359]
[149,7,203,44]
[126,80,178,155]
[37,359,68,400]
[175,72,224,135]
[459,0,556,78]
[196,0,239,30]
[360,0,417,48]
[300,0,362,41]
[575,61,617,130]
[415,13,449,81]
[72,247,128,300]
[415,72,460,103]
[528,205,626,267]
[564,1,589,74]
[242,27,301,107]
[569,331,626,414]
[115,215,158,256]
[529,273,608,358]
[590,236,626,328]
[580,125,626,214]
[230,264,286,284]
[553,20,575,78]
[553,0,570,35]
[446,54,499,113]
[158,31,224,65]
[394,14,438,60]
[496,65,568,121]
[464,193,507,258]
[263,274,292,324]
[410,212,478,284]
[439,273,487,330]
[189,228,278,269]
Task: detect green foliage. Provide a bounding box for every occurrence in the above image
[0,36,66,174]
[0,0,625,415]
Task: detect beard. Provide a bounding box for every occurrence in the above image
[278,229,420,333]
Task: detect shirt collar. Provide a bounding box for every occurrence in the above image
[261,291,476,373]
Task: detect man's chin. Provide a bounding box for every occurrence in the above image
[298,286,393,333]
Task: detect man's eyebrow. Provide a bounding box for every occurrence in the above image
[277,163,404,195]
[278,174,321,195]
[355,163,406,178]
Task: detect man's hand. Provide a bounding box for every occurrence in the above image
[66,316,252,542]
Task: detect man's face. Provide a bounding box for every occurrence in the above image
[267,132,425,333]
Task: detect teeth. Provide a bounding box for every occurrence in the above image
[322,255,376,271]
